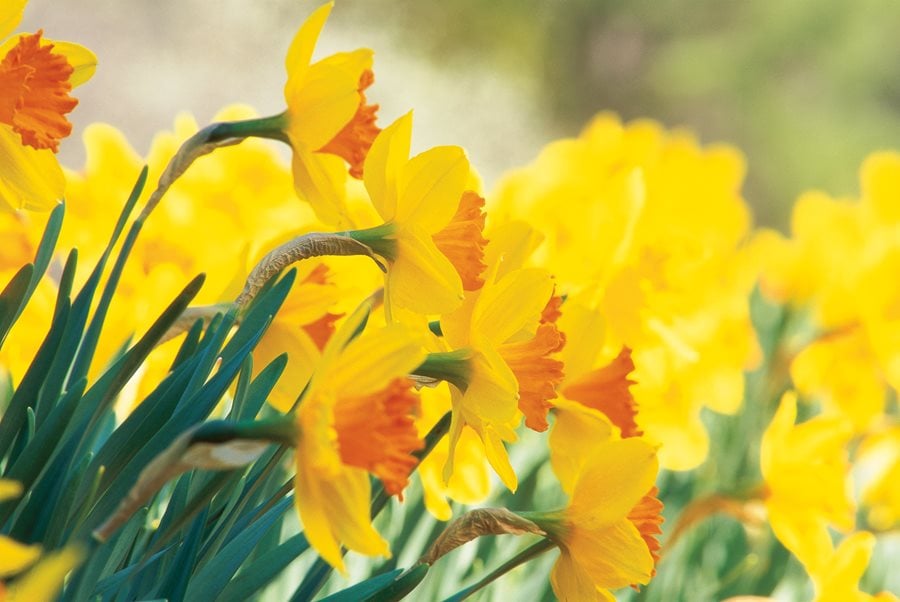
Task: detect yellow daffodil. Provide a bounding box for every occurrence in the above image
[0,0,96,212]
[415,382,492,521]
[293,303,426,573]
[491,113,759,471]
[809,532,898,602]
[760,392,855,573]
[437,265,558,491]
[528,437,662,601]
[281,2,380,227]
[349,112,483,315]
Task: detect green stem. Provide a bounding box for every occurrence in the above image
[442,539,557,601]
[413,351,472,392]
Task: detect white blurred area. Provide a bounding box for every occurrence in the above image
[21,0,554,189]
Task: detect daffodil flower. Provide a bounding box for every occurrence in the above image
[348,111,482,315]
[0,0,96,212]
[526,437,663,601]
[761,392,855,573]
[433,265,558,491]
[281,1,380,227]
[293,303,426,573]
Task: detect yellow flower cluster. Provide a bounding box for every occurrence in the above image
[3,1,900,600]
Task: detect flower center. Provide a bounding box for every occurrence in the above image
[433,191,489,291]
[318,69,379,178]
[499,321,565,432]
[334,377,423,497]
[0,31,78,152]
[563,347,642,438]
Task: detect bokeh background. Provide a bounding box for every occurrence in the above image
[22,0,900,229]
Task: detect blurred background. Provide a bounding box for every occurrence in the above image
[22,0,900,228]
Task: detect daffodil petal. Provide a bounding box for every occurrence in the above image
[255,323,320,413]
[284,2,333,92]
[6,545,83,602]
[570,438,658,526]
[42,40,97,87]
[294,448,348,573]
[550,398,615,494]
[396,145,469,232]
[286,61,360,151]
[364,112,412,222]
[0,0,26,40]
[569,518,654,588]
[483,426,517,492]
[290,147,351,227]
[0,125,64,212]
[329,324,426,397]
[0,536,41,578]
[551,551,616,602]
[0,478,23,501]
[389,226,463,314]
[472,267,554,347]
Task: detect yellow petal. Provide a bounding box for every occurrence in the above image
[389,226,463,314]
[760,391,797,479]
[0,125,64,212]
[483,426,517,492]
[364,112,412,222]
[568,518,654,589]
[472,267,553,347]
[43,40,97,88]
[569,438,658,527]
[550,398,615,494]
[329,324,426,397]
[284,2,333,91]
[6,545,83,602]
[396,145,469,233]
[0,0,26,40]
[290,146,352,227]
[293,453,390,574]
[551,551,616,602]
[286,61,360,151]
[0,536,41,578]
[0,479,23,501]
[255,323,320,413]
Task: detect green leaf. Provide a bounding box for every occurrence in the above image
[0,203,64,347]
[184,495,293,601]
[216,532,310,602]
[319,570,404,602]
[0,263,34,348]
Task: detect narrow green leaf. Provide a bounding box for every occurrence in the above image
[0,263,34,347]
[216,532,310,602]
[319,570,405,602]
[184,496,293,601]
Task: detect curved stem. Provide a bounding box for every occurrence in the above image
[442,538,556,602]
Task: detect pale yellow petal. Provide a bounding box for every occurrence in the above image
[41,39,97,87]
[0,0,26,40]
[0,536,41,578]
[760,392,797,480]
[483,426,517,491]
[0,126,64,212]
[569,518,654,588]
[255,323,320,413]
[569,438,658,526]
[551,551,616,602]
[472,267,554,347]
[284,2,333,91]
[290,147,351,228]
[550,398,615,494]
[0,479,23,501]
[329,324,426,397]
[396,145,469,232]
[364,112,412,222]
[294,450,347,573]
[286,62,360,151]
[389,226,463,314]
[6,545,83,602]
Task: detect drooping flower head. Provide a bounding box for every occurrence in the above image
[530,436,662,601]
[350,112,486,315]
[0,1,96,212]
[282,2,381,227]
[292,302,426,573]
